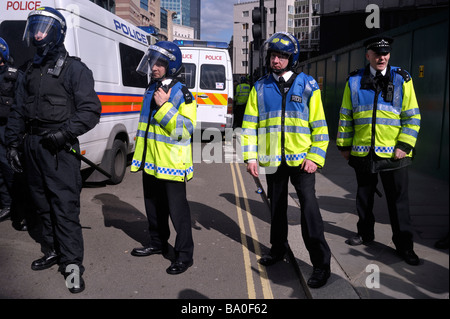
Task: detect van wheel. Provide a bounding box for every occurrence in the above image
[108,139,127,185]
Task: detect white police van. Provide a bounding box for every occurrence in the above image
[173,40,234,133]
[0,0,157,184]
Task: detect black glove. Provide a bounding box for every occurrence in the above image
[7,148,23,173]
[41,130,70,153]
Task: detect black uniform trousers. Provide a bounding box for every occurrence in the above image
[24,134,84,274]
[355,166,414,250]
[266,162,331,270]
[143,173,194,263]
[0,123,36,228]
[233,102,246,129]
[0,124,13,208]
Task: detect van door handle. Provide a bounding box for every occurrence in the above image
[198,95,208,99]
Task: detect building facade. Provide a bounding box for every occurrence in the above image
[161,0,190,26]
[233,0,296,77]
[190,0,201,39]
[294,0,321,60]
[173,24,195,40]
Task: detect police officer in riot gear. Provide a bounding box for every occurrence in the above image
[0,37,18,223]
[0,37,32,232]
[5,7,101,293]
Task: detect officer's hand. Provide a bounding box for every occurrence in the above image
[247,161,259,177]
[7,148,23,173]
[340,150,351,161]
[394,148,407,160]
[154,87,171,107]
[41,130,69,153]
[301,159,318,174]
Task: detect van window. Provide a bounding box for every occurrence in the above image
[119,43,147,88]
[200,64,226,91]
[0,21,33,70]
[179,63,196,89]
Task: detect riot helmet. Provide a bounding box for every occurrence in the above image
[261,32,300,74]
[23,6,67,54]
[0,37,9,63]
[136,41,182,80]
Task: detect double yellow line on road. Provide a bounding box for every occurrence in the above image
[230,161,273,299]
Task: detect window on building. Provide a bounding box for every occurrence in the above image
[160,8,168,30]
[314,3,320,14]
[243,11,249,17]
[140,0,148,11]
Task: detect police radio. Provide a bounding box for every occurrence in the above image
[384,82,394,102]
[156,81,170,93]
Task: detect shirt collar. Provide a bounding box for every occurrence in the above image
[273,71,293,82]
[370,66,387,77]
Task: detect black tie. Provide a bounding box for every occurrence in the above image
[278,76,286,93]
[375,71,382,79]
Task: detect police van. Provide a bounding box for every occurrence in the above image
[0,0,157,184]
[173,40,234,133]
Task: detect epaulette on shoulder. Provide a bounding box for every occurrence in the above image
[347,69,360,81]
[181,85,193,104]
[7,67,18,73]
[395,68,411,82]
[68,56,83,66]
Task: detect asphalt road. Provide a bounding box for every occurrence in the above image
[0,136,307,305]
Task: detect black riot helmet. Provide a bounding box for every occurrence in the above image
[23,6,67,56]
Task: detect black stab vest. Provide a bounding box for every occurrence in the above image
[0,66,19,118]
[24,56,75,126]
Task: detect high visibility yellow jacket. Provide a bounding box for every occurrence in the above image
[241,73,329,168]
[131,80,196,182]
[337,66,420,158]
[235,83,251,105]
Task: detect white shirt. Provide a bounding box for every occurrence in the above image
[273,71,293,82]
[369,66,387,77]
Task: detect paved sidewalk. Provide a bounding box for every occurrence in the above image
[257,140,449,299]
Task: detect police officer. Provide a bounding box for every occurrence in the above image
[130,41,197,275]
[336,35,421,265]
[0,37,31,231]
[233,76,251,128]
[242,32,332,288]
[5,7,101,293]
[0,37,17,223]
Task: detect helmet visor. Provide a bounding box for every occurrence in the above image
[0,39,8,61]
[136,44,174,78]
[23,15,59,47]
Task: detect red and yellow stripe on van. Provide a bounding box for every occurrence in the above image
[193,92,228,106]
[97,92,143,115]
